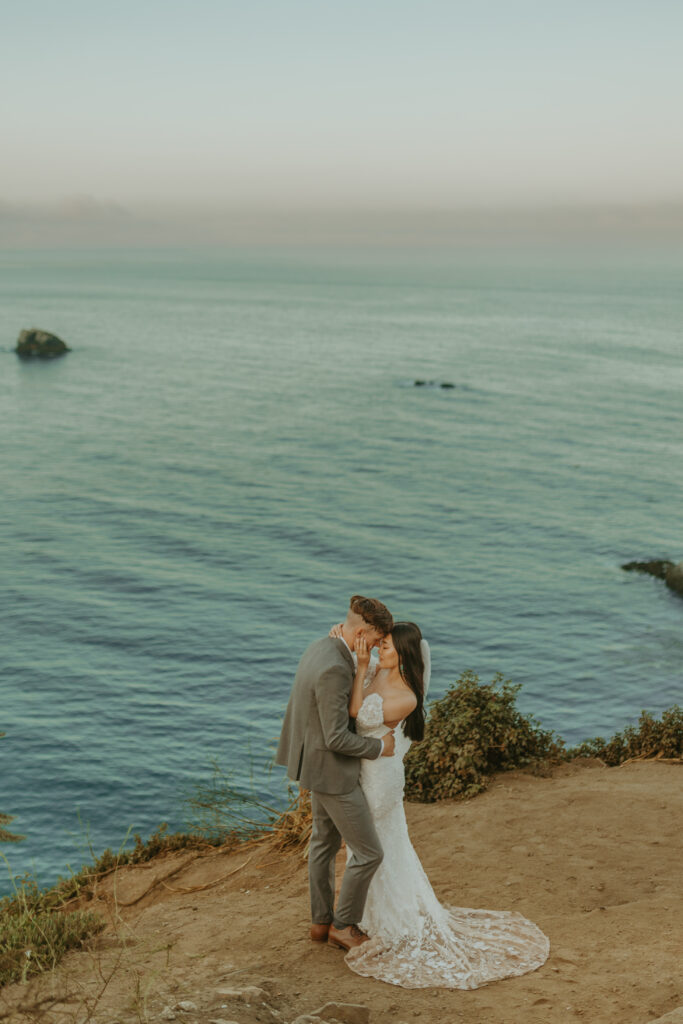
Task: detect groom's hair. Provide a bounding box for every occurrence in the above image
[349,594,393,635]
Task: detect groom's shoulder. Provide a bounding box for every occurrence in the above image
[301,635,339,660]
[299,636,348,669]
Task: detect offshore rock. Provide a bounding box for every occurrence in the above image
[666,563,683,596]
[15,328,71,359]
[622,559,683,598]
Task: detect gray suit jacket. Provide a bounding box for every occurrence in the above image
[275,636,382,795]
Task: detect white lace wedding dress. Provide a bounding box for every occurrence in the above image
[345,666,550,989]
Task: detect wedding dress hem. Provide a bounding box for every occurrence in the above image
[345,671,550,989]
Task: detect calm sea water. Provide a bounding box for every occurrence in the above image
[2,244,682,895]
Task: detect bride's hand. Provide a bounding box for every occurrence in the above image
[329,623,343,639]
[355,634,370,669]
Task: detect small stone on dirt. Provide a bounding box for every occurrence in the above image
[214,985,267,1002]
[310,1004,370,1024]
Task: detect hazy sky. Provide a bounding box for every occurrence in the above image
[3,0,683,217]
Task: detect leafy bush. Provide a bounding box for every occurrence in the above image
[566,705,683,765]
[404,670,565,801]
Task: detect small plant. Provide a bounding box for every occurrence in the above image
[0,863,105,988]
[52,823,216,906]
[0,734,24,844]
[0,813,23,845]
[269,787,312,854]
[183,761,313,853]
[404,670,565,802]
[567,705,683,765]
[181,758,272,844]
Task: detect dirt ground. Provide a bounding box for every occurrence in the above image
[1,759,682,1024]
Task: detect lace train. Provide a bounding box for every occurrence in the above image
[345,681,550,988]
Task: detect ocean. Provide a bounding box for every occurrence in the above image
[1,243,682,895]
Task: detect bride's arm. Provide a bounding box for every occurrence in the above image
[328,623,373,718]
[348,636,371,718]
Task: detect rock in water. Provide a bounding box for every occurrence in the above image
[622,559,673,580]
[15,328,71,359]
[622,559,683,598]
[665,563,683,597]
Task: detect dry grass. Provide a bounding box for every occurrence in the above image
[267,788,312,855]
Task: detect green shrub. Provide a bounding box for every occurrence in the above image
[566,705,683,765]
[0,872,105,988]
[404,670,565,802]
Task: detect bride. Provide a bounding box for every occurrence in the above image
[329,621,550,990]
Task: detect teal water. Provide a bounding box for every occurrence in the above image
[1,245,682,894]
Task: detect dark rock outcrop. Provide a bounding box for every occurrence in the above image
[622,559,683,598]
[666,563,683,597]
[15,328,71,359]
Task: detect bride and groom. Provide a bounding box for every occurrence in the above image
[275,594,550,989]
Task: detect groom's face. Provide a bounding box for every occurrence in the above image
[358,624,383,650]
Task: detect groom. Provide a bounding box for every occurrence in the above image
[275,594,395,951]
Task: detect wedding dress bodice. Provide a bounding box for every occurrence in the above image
[345,672,550,989]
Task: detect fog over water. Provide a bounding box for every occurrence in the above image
[4,1,683,225]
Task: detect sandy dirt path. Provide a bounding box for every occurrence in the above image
[2,759,682,1024]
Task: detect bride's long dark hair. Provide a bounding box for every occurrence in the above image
[392,621,425,743]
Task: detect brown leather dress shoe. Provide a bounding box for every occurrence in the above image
[310,922,331,942]
[327,923,370,950]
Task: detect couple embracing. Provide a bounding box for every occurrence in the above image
[276,595,550,989]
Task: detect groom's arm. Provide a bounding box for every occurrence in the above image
[314,664,382,760]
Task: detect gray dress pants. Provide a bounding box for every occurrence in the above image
[309,784,383,927]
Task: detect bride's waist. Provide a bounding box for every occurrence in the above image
[357,728,390,741]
